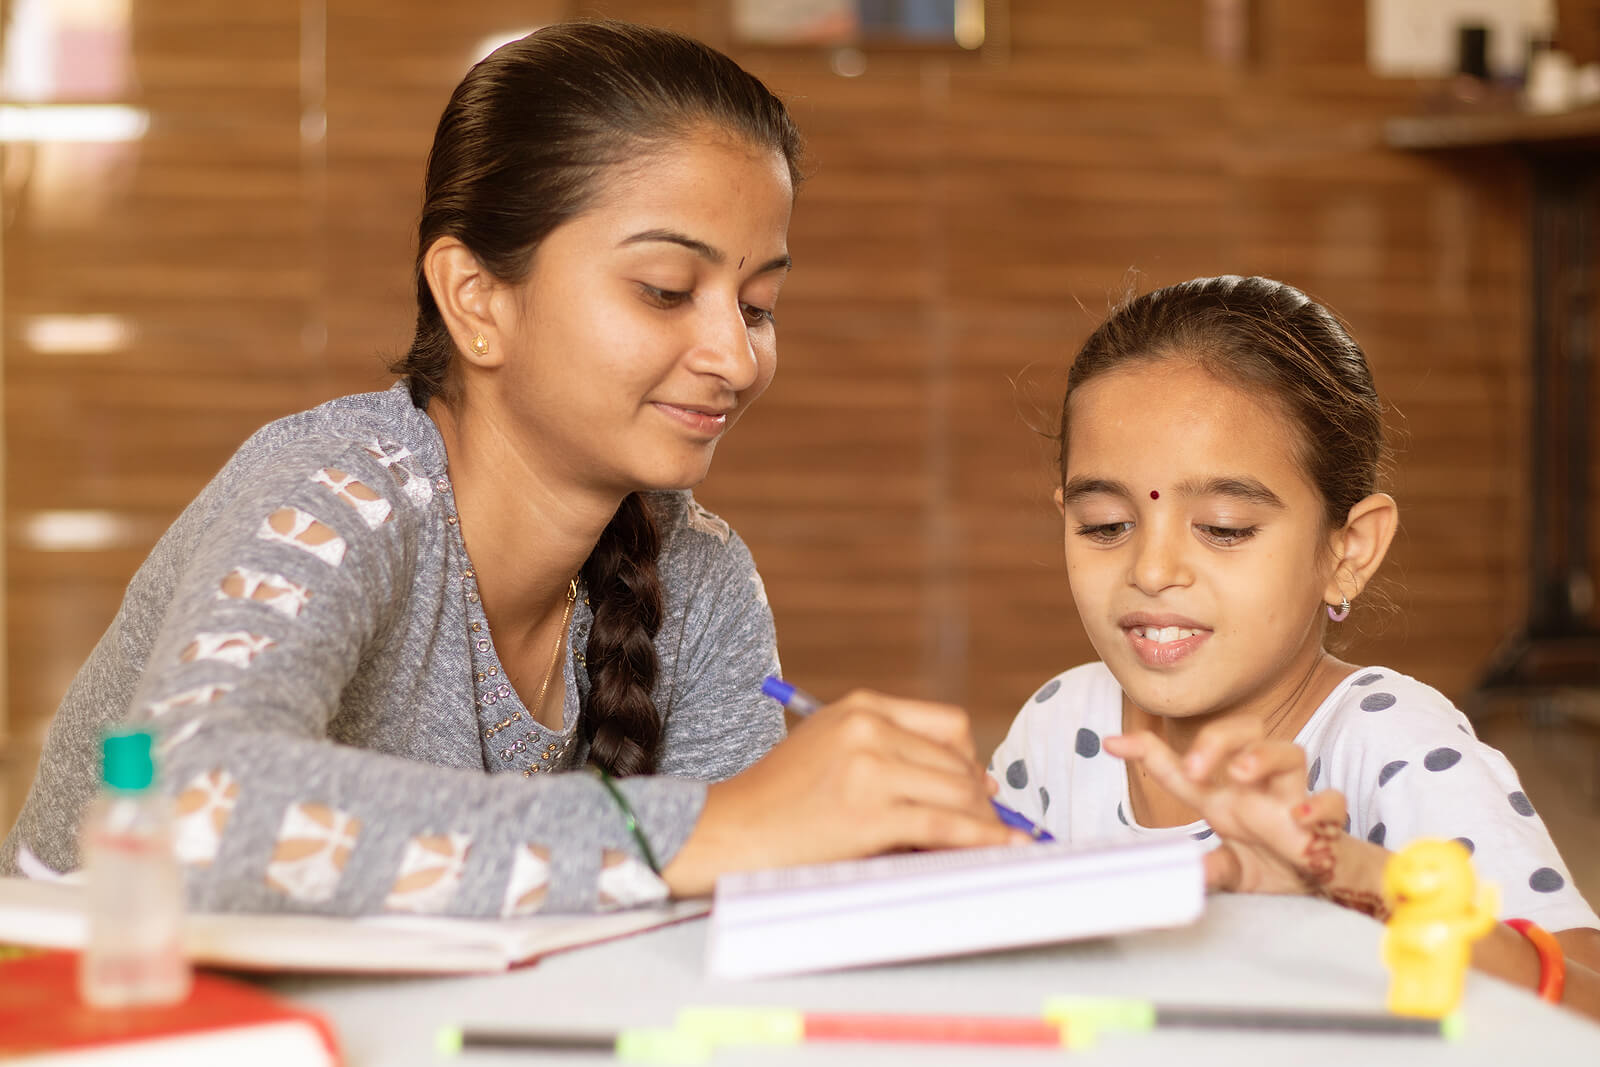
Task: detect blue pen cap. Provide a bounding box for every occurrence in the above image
[992,800,1055,842]
[761,676,798,706]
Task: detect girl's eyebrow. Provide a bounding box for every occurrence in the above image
[1174,476,1285,508]
[1061,477,1132,504]
[1061,475,1284,509]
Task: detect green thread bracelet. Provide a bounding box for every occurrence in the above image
[594,767,661,874]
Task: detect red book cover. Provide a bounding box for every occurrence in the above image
[0,949,342,1065]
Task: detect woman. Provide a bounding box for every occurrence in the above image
[1,21,1013,916]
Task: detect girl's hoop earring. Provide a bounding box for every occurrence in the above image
[1327,594,1351,623]
[470,333,489,356]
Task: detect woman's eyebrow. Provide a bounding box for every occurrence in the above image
[621,228,723,262]
[619,228,792,273]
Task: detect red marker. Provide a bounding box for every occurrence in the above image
[804,1012,1065,1046]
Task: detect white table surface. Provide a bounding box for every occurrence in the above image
[268,894,1600,1066]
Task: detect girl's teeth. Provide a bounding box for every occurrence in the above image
[1138,626,1199,643]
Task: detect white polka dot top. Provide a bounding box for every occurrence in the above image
[990,662,1599,934]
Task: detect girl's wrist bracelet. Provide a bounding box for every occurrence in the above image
[1505,918,1566,1003]
[594,766,661,874]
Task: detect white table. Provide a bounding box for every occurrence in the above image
[270,895,1600,1065]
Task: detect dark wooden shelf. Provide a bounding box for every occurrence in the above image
[1384,105,1600,152]
[1385,102,1600,709]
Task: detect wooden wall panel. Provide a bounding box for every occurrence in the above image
[5,0,1597,770]
[3,0,315,732]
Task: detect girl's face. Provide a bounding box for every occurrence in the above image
[1057,357,1337,723]
[488,129,793,495]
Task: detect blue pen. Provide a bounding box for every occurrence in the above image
[761,675,1055,843]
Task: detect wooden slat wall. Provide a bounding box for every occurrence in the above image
[4,0,1595,761]
[3,0,318,728]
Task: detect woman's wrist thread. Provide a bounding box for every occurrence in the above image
[594,766,661,875]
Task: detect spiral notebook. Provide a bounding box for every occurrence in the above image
[707,838,1205,979]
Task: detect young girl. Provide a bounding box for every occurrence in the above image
[2,21,1010,917]
[991,275,1600,1015]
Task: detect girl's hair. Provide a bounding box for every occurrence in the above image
[1060,274,1387,538]
[390,21,804,776]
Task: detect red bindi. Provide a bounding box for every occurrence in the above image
[1149,490,1160,500]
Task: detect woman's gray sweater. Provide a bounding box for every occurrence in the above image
[1,384,783,916]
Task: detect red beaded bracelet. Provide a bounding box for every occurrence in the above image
[1505,918,1566,1003]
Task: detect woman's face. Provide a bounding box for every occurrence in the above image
[485,129,793,495]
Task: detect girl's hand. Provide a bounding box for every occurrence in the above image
[662,690,1025,896]
[1105,717,1384,908]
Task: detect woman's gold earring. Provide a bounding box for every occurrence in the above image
[470,333,489,356]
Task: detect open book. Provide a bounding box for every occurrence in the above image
[707,838,1204,979]
[0,877,707,975]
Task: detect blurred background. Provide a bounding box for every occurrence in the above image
[1,0,1597,905]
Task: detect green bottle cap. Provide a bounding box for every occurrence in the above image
[102,729,155,792]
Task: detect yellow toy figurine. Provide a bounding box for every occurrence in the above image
[1381,839,1499,1018]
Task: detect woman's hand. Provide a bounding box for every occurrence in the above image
[1104,717,1388,911]
[662,690,1024,896]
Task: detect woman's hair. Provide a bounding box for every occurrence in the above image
[391,21,804,776]
[1060,273,1387,542]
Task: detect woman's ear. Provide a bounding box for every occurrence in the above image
[1053,486,1066,516]
[421,237,505,368]
[1325,492,1398,606]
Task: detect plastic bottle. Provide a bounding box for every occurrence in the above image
[77,727,191,1007]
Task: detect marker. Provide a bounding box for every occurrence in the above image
[762,675,1055,842]
[1042,996,1462,1041]
[438,1008,1078,1063]
[438,1002,1458,1062]
[437,1025,710,1063]
[676,1007,1072,1048]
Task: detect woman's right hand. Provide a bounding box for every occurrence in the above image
[661,689,1022,896]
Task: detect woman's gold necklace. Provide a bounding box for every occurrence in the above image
[531,579,578,725]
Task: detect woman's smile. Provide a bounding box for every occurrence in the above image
[651,400,733,437]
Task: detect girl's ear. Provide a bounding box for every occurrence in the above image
[1053,486,1066,516]
[421,236,508,369]
[1325,492,1398,606]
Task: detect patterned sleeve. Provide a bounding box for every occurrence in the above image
[130,438,704,917]
[1352,708,1599,933]
[650,497,785,780]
